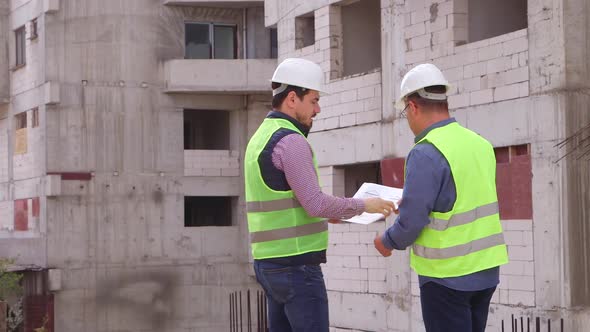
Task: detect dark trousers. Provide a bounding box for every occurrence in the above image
[253,260,329,332]
[420,282,497,332]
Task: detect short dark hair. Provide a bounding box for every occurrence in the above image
[406,85,448,110]
[271,82,312,109]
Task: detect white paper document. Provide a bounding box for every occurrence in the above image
[343,182,403,225]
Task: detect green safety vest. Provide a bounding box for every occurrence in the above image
[410,122,509,278]
[244,117,327,260]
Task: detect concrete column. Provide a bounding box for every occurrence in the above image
[562,0,590,305]
[526,0,590,311]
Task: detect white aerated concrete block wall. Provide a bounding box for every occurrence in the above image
[403,0,529,111]
[495,220,535,307]
[184,150,240,177]
[273,3,384,137]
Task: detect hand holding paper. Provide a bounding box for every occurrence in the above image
[343,182,403,225]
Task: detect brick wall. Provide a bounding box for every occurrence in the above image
[380,157,405,189]
[24,294,54,332]
[13,197,39,232]
[403,0,529,110]
[495,145,533,219]
[495,220,535,306]
[276,4,383,134]
[184,150,240,177]
[318,166,345,196]
[312,71,382,132]
[318,167,389,293]
[0,198,39,233]
[326,222,390,295]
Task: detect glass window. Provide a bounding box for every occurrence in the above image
[185,23,210,59]
[185,23,237,59]
[15,112,27,130]
[213,25,236,59]
[15,26,26,66]
[270,28,278,59]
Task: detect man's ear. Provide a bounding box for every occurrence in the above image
[408,100,418,115]
[285,91,298,108]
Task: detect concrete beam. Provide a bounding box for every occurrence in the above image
[48,268,62,291]
[164,59,276,93]
[44,81,60,105]
[43,0,59,13]
[45,174,62,197]
[163,0,263,7]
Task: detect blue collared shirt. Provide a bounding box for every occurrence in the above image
[382,118,499,291]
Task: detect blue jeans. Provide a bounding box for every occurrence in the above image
[420,282,497,332]
[253,260,329,332]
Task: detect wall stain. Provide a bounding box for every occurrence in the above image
[96,272,178,330]
[153,188,164,203]
[429,3,438,23]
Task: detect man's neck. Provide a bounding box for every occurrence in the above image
[268,109,310,136]
[415,112,450,136]
[425,114,450,127]
[278,106,297,120]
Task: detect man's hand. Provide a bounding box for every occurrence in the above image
[364,198,395,217]
[374,233,393,257]
[393,199,402,214]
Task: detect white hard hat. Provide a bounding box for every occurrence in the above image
[394,63,451,110]
[271,58,325,95]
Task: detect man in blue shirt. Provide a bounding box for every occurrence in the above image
[374,64,506,332]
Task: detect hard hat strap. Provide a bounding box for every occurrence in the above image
[416,88,447,101]
[272,83,309,96]
[272,83,289,96]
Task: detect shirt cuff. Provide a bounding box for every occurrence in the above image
[354,198,365,215]
[381,232,396,250]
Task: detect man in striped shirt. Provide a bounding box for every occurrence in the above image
[245,58,395,332]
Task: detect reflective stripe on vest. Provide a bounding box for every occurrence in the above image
[250,220,328,243]
[412,232,505,259]
[427,202,499,231]
[247,197,301,213]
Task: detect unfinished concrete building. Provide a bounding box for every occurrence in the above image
[1,0,589,331]
[1,0,274,330]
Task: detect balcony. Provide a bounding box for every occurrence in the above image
[163,0,263,7]
[164,59,276,94]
